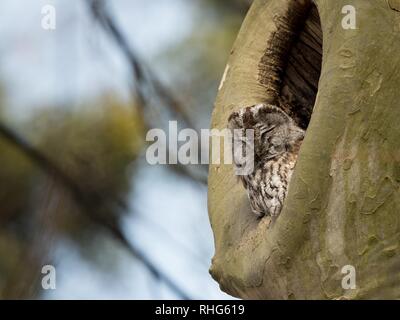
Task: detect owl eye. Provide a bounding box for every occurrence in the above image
[260,125,276,139]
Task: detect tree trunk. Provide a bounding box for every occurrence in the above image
[208,0,400,299]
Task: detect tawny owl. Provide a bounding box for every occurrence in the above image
[228,103,305,219]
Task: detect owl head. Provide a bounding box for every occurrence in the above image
[228,103,305,161]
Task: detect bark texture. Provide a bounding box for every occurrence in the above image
[208,0,400,299]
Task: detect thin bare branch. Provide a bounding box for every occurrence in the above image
[88,0,195,129]
[0,122,192,299]
[87,0,208,185]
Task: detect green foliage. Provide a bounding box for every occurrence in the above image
[0,139,35,224]
[33,98,145,201]
[0,97,146,297]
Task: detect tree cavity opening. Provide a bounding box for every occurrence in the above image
[258,0,322,130]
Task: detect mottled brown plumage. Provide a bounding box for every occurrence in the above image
[228,103,304,218]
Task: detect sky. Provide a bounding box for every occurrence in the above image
[0,0,196,117]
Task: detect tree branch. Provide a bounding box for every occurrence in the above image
[87,0,207,185]
[0,122,192,299]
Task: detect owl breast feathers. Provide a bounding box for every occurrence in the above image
[228,103,305,219]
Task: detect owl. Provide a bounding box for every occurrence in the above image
[228,103,305,219]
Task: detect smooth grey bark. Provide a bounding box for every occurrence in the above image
[208,0,400,299]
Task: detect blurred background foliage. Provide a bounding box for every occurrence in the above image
[0,0,252,299]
